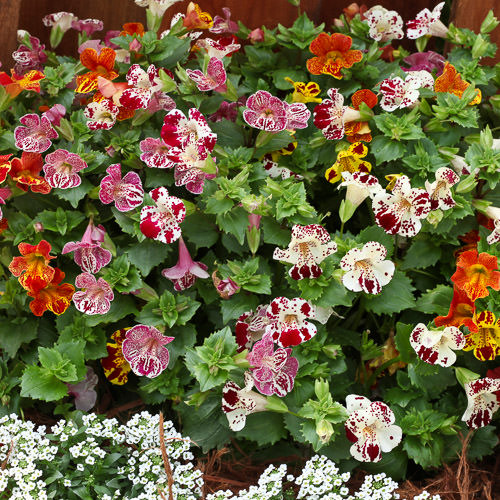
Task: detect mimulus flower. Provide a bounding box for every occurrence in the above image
[379,72,433,112]
[463,311,500,361]
[135,0,182,17]
[307,33,363,79]
[72,273,114,315]
[9,152,51,194]
[84,99,119,130]
[247,333,299,397]
[434,286,477,332]
[451,250,500,302]
[222,372,268,431]
[14,113,58,153]
[0,69,45,98]
[235,305,270,352]
[345,395,402,462]
[161,108,217,151]
[186,57,227,92]
[283,102,311,131]
[243,91,288,132]
[27,268,75,316]
[119,64,164,111]
[313,88,348,140]
[183,2,213,30]
[372,175,431,237]
[210,7,238,34]
[42,11,76,32]
[66,367,99,412]
[71,18,104,36]
[0,154,12,183]
[122,324,174,378]
[140,137,174,169]
[344,89,378,143]
[42,104,66,127]
[62,221,112,274]
[99,164,144,212]
[76,47,118,94]
[265,297,317,348]
[195,38,240,59]
[434,63,481,105]
[162,237,209,291]
[12,36,47,75]
[0,187,11,219]
[273,224,337,280]
[42,149,88,189]
[406,2,448,39]
[101,328,132,385]
[140,187,186,244]
[484,206,500,245]
[340,241,395,295]
[325,142,371,184]
[461,377,500,429]
[8,240,56,293]
[409,323,465,367]
[403,51,445,74]
[425,167,460,211]
[213,273,240,299]
[365,6,404,43]
[284,77,322,104]
[338,172,383,216]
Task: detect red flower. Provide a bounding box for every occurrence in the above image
[435,286,477,332]
[101,328,132,385]
[344,89,378,143]
[8,152,51,194]
[0,154,12,183]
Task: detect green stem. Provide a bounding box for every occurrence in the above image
[366,355,402,389]
[340,221,345,236]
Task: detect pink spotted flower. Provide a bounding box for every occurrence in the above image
[372,175,431,237]
[247,333,299,397]
[340,241,395,295]
[161,237,209,291]
[42,104,66,127]
[283,102,311,131]
[462,377,500,429]
[410,323,465,367]
[122,324,174,378]
[139,137,174,169]
[209,7,239,34]
[243,90,288,132]
[406,2,448,39]
[62,220,112,274]
[345,395,402,462]
[265,297,317,348]
[425,167,460,211]
[365,6,404,43]
[140,187,186,244]
[99,164,144,212]
[196,38,240,59]
[186,57,227,93]
[14,114,58,153]
[0,187,12,220]
[84,99,119,130]
[12,36,47,75]
[273,224,337,280]
[42,149,88,189]
[71,18,104,36]
[235,305,270,352]
[73,273,114,315]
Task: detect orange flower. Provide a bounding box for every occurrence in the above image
[434,62,481,105]
[0,154,12,183]
[0,70,45,98]
[101,328,132,385]
[8,152,51,194]
[463,311,500,361]
[183,2,213,30]
[8,240,56,294]
[435,286,477,332]
[120,22,145,37]
[307,33,362,79]
[76,47,119,94]
[27,268,75,316]
[344,89,377,143]
[451,249,500,302]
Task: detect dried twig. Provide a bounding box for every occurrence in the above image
[159,412,174,500]
[0,441,14,470]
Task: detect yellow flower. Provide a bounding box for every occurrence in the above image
[463,311,500,361]
[385,173,403,191]
[284,77,322,104]
[325,142,371,184]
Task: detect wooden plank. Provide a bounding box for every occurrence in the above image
[0,0,22,69]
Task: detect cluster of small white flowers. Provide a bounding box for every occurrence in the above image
[81,413,125,445]
[413,492,441,500]
[348,473,400,500]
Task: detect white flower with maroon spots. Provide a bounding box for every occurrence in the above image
[161,108,217,151]
[313,88,348,140]
[485,207,500,245]
[410,323,465,367]
[84,99,119,130]
[340,242,394,295]
[365,6,404,43]
[186,57,227,93]
[119,64,163,110]
[235,305,270,352]
[338,171,383,208]
[407,2,448,39]
[195,38,241,59]
[379,72,433,112]
[425,167,460,211]
[222,372,268,431]
[99,164,144,212]
[345,395,402,463]
[372,175,431,237]
[461,377,500,429]
[72,273,114,315]
[273,224,337,280]
[140,187,186,244]
[265,297,317,348]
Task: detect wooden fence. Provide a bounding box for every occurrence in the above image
[0,0,498,67]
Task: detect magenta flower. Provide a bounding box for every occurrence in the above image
[140,187,186,244]
[283,102,311,130]
[78,40,104,54]
[403,51,446,74]
[73,273,114,315]
[71,18,104,36]
[208,101,239,122]
[62,220,112,274]
[42,104,66,127]
[84,99,119,130]
[14,114,58,153]
[99,164,144,212]
[12,36,47,75]
[161,108,217,151]
[235,305,270,352]
[66,366,98,411]
[209,7,239,34]
[0,187,12,220]
[161,237,209,291]
[43,149,88,189]
[104,30,121,49]
[122,324,174,378]
[243,91,287,132]
[186,57,227,93]
[247,333,298,397]
[140,137,174,169]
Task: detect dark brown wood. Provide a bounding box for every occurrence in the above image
[0,0,22,71]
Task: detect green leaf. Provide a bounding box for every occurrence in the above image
[400,236,442,270]
[85,295,138,327]
[238,413,287,445]
[182,212,219,249]
[37,208,85,235]
[126,240,167,276]
[21,365,68,402]
[467,425,499,460]
[221,293,259,323]
[216,207,248,245]
[365,271,415,315]
[394,323,416,364]
[357,225,395,257]
[414,284,453,316]
[261,216,291,246]
[54,179,93,208]
[370,135,406,163]
[0,317,38,358]
[361,449,408,480]
[209,120,246,149]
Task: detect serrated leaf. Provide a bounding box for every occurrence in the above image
[414,284,453,316]
[0,318,38,358]
[53,179,93,208]
[21,366,68,402]
[238,412,287,445]
[182,212,219,249]
[365,271,415,315]
[400,236,442,270]
[126,240,168,276]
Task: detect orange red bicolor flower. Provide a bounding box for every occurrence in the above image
[120,22,145,37]
[183,2,213,30]
[8,152,51,194]
[101,328,132,385]
[0,154,12,183]
[345,89,377,143]
[0,70,45,98]
[307,33,362,79]
[435,286,477,332]
[76,47,119,94]
[463,311,500,361]
[434,62,481,105]
[451,249,500,302]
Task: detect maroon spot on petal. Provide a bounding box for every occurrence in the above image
[140,217,160,239]
[300,302,311,315]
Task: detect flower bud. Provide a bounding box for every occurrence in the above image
[316,419,334,444]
